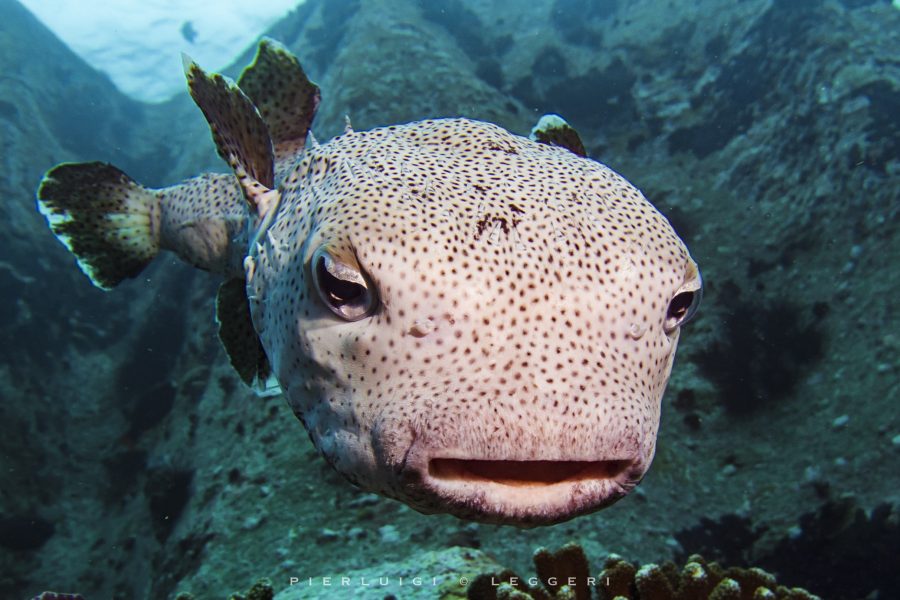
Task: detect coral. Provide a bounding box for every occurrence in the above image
[228,578,274,600]
[756,499,900,600]
[534,543,592,600]
[674,514,765,566]
[674,499,900,600]
[694,281,825,414]
[598,554,818,600]
[467,544,821,600]
[468,543,591,599]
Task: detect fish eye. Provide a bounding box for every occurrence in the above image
[664,281,702,333]
[311,247,377,321]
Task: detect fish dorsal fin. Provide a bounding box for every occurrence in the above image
[237,37,320,170]
[216,278,281,397]
[529,114,587,157]
[183,54,278,221]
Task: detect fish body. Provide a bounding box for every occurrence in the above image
[37,39,701,526]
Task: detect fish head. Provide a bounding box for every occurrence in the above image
[247,118,701,526]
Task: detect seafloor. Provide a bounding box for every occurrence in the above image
[0,0,897,598]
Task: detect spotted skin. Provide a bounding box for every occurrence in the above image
[236,37,320,175]
[247,118,701,525]
[158,173,248,277]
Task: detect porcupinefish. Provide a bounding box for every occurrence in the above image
[36,39,701,526]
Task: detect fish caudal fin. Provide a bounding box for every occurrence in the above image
[216,278,280,396]
[37,162,161,290]
[237,37,320,167]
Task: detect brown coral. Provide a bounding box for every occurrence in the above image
[599,553,819,600]
[467,544,821,600]
[227,578,274,600]
[468,543,592,600]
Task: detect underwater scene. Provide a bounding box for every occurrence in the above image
[1,0,898,598]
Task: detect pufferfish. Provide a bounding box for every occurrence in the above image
[36,38,701,526]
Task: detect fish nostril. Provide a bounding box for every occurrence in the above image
[408,318,436,337]
[427,458,633,487]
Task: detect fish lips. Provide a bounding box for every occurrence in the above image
[389,439,646,526]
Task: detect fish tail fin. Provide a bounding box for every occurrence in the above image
[37,162,161,290]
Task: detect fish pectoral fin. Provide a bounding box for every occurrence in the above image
[36,162,161,290]
[529,114,588,157]
[215,278,281,397]
[237,37,320,168]
[183,53,275,219]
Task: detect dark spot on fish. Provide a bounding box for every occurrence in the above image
[475,214,521,238]
[486,143,517,155]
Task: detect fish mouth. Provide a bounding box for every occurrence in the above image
[428,458,633,486]
[399,454,643,526]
